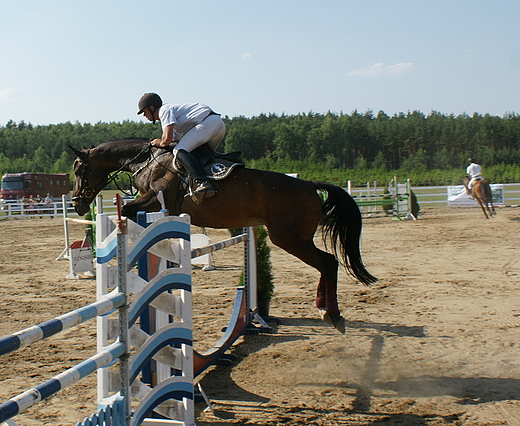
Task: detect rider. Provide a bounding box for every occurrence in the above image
[137,92,226,203]
[466,158,483,194]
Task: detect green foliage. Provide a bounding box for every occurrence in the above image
[256,226,274,303]
[235,226,274,304]
[0,120,160,176]
[1,110,520,185]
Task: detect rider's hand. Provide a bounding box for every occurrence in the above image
[151,138,167,147]
[151,139,174,151]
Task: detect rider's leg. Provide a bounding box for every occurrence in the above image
[174,115,226,202]
[176,115,226,152]
[174,149,216,202]
[469,178,475,187]
[466,177,475,195]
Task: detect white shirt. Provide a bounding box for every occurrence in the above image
[466,163,482,178]
[158,103,212,135]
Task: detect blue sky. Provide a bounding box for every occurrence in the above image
[1,1,519,125]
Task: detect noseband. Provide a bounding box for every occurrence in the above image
[72,159,109,203]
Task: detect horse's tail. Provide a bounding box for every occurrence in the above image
[482,180,494,204]
[313,182,378,285]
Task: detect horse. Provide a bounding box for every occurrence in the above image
[69,138,377,333]
[464,176,496,219]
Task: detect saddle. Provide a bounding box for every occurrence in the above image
[173,144,245,180]
[170,144,245,214]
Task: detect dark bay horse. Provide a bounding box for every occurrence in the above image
[464,177,496,219]
[70,138,377,333]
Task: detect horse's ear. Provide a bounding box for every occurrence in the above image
[68,144,83,158]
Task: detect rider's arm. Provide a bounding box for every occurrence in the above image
[151,124,174,148]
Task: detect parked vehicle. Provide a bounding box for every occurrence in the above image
[1,172,70,203]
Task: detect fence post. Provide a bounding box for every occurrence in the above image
[116,198,131,425]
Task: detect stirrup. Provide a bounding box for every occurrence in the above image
[190,181,216,203]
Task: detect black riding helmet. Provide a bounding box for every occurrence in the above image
[137,93,163,123]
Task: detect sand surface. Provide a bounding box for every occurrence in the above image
[0,207,519,425]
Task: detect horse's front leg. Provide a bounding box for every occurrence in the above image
[121,191,161,220]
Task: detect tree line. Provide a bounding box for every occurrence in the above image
[1,110,519,186]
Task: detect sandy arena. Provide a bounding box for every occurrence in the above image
[0,206,519,425]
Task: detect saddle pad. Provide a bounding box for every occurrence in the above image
[203,158,244,180]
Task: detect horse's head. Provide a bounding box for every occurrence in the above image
[69,145,109,216]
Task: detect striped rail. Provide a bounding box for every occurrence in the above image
[0,209,257,426]
[0,343,125,424]
[0,292,125,357]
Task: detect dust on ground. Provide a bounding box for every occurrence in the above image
[0,207,519,425]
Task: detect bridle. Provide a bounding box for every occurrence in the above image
[72,143,175,203]
[72,158,112,203]
[72,144,150,203]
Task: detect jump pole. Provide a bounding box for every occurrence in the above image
[57,194,103,278]
[95,208,260,423]
[0,201,261,426]
[0,203,199,426]
[0,292,127,425]
[348,178,417,219]
[96,209,195,425]
[391,177,417,220]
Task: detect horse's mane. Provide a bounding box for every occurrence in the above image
[94,138,151,155]
[103,137,151,147]
[89,138,155,166]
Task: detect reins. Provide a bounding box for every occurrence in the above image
[100,145,151,195]
[122,147,178,196]
[76,142,181,201]
[75,143,154,201]
[132,146,176,177]
[74,141,191,214]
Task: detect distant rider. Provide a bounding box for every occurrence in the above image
[137,92,226,203]
[466,158,483,194]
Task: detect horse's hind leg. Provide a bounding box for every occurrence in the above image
[476,199,489,219]
[487,197,496,217]
[294,245,346,333]
[268,229,345,333]
[313,252,339,313]
[485,203,494,218]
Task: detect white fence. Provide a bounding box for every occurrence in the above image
[2,182,520,219]
[348,182,520,208]
[0,199,118,219]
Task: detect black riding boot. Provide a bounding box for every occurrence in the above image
[175,149,216,203]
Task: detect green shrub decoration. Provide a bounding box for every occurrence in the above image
[235,226,274,305]
[256,226,274,303]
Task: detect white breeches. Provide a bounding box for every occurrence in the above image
[173,115,226,154]
[468,176,482,189]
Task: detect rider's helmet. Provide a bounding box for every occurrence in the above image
[137,93,163,115]
[468,158,474,163]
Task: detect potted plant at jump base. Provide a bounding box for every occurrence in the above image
[233,225,275,319]
[255,225,274,318]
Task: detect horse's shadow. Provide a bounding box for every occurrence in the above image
[195,317,520,423]
[374,376,520,404]
[285,317,427,337]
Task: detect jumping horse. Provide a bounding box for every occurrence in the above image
[464,176,496,219]
[70,138,377,333]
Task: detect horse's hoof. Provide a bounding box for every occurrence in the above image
[319,309,346,334]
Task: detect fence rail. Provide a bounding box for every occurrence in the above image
[348,182,520,208]
[0,199,119,219]
[2,182,520,219]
